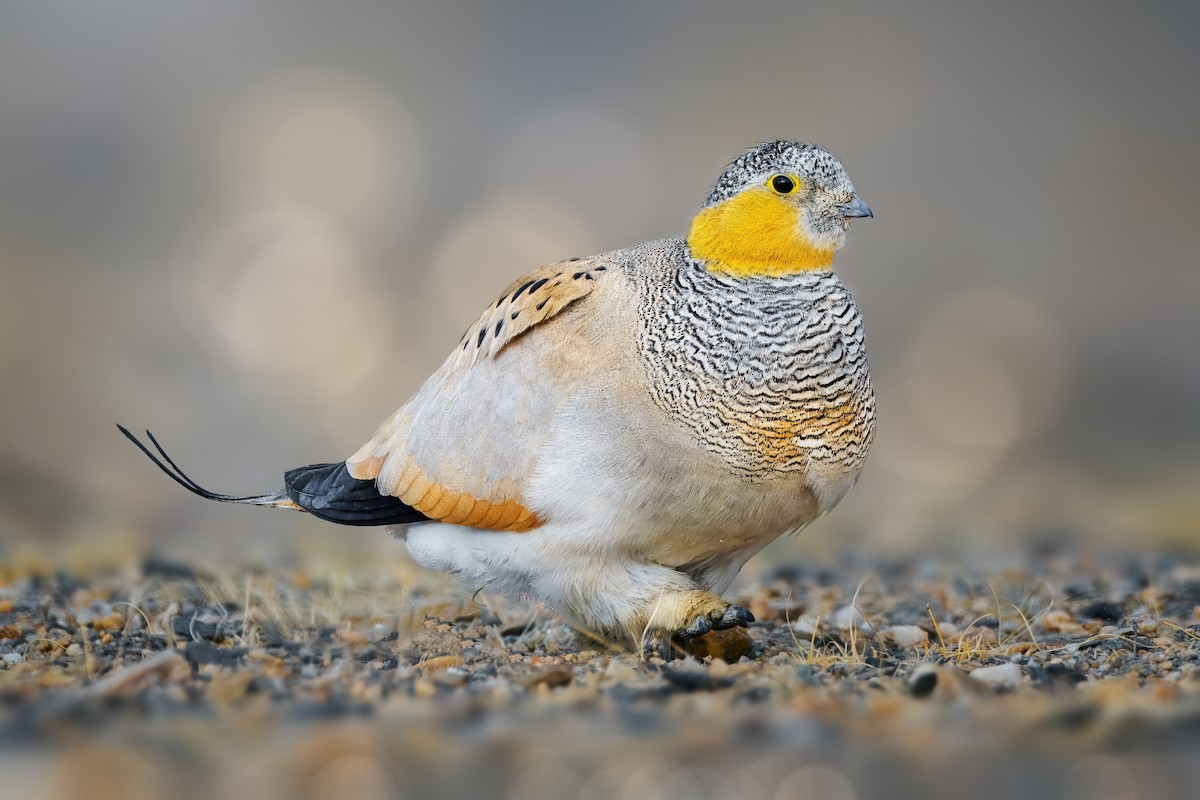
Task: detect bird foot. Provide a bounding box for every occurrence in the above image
[678,604,755,638]
[636,591,755,661]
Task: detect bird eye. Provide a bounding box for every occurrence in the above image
[770,175,797,194]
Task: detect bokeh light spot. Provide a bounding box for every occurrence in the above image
[877,289,1071,493]
[492,106,660,238]
[187,210,393,398]
[429,194,598,328]
[772,765,858,800]
[504,763,581,800]
[1061,754,1138,800]
[312,754,398,800]
[221,68,424,231]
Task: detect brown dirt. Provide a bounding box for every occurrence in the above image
[2,546,1200,799]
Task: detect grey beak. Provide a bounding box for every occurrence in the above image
[837,197,873,218]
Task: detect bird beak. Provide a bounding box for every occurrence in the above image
[836,197,873,219]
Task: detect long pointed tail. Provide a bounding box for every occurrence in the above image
[117,425,302,510]
[118,425,429,526]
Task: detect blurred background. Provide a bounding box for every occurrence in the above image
[0,0,1198,568]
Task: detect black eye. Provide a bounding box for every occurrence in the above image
[771,175,796,194]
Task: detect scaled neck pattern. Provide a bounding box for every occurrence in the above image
[634,248,875,482]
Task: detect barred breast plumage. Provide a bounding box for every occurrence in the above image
[634,239,875,497]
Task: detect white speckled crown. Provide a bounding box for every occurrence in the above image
[704,140,855,207]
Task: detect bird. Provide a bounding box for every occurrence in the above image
[121,140,876,650]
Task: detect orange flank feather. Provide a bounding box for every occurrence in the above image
[347,455,543,533]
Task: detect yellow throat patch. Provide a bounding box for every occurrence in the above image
[687,186,835,277]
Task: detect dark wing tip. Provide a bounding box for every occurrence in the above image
[284,461,431,526]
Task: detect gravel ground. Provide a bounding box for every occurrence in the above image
[3,546,1200,799]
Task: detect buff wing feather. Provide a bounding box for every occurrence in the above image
[346,258,608,531]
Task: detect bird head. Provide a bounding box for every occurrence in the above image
[687,141,871,278]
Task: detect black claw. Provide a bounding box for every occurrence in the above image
[679,616,714,639]
[639,635,678,662]
[715,606,755,631]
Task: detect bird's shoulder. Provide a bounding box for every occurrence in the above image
[445,236,690,371]
[446,255,619,371]
[343,249,643,532]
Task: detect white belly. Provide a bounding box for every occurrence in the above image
[400,387,851,632]
[525,389,825,570]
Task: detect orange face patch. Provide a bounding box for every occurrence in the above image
[686,186,835,277]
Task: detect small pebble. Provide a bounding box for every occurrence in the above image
[828,605,869,632]
[681,627,754,662]
[1082,601,1124,624]
[909,667,938,698]
[969,663,1022,690]
[882,625,928,649]
[418,655,465,672]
